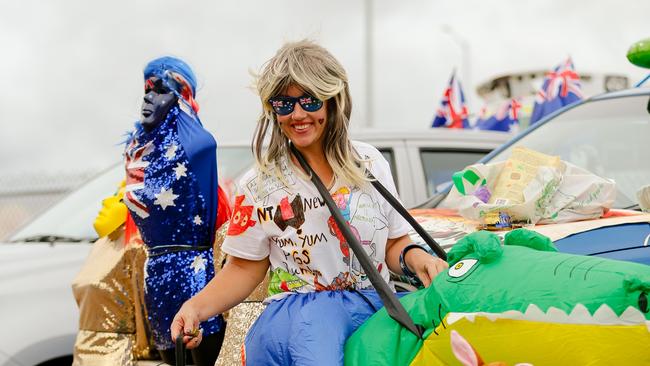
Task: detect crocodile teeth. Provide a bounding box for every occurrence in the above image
[592,304,620,324]
[502,310,525,319]
[546,307,570,323]
[523,304,546,321]
[619,306,646,324]
[567,304,593,324]
[443,303,650,330]
[446,313,474,325]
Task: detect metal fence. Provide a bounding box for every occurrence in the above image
[0,172,97,240]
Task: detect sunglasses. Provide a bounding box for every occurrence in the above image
[268,94,323,116]
[145,77,174,94]
[145,73,187,95]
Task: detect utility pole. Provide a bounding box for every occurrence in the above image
[364,0,374,128]
[441,25,472,109]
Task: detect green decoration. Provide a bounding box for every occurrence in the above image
[446,229,502,266]
[504,227,557,252]
[345,229,650,365]
[452,168,486,196]
[627,38,650,69]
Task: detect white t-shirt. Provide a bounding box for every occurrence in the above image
[221,141,410,301]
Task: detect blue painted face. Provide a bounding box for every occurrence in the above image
[141,77,177,132]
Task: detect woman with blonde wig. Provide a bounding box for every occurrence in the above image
[171,40,447,365]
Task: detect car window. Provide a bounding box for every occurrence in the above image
[10,145,253,242]
[421,149,491,196]
[10,164,123,242]
[486,95,650,208]
[378,148,398,191]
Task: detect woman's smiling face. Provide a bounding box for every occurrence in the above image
[275,84,328,151]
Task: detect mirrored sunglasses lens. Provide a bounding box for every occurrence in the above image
[299,96,323,112]
[270,99,294,115]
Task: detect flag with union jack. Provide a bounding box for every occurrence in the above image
[122,105,219,248]
[476,98,521,133]
[124,139,154,219]
[529,57,583,125]
[431,72,470,129]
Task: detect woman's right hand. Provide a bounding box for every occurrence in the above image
[170,301,203,349]
[168,255,270,349]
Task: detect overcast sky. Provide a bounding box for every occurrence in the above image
[1,0,649,179]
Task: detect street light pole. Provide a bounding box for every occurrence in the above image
[364,0,374,128]
[441,25,471,105]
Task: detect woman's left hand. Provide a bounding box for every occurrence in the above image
[404,250,449,287]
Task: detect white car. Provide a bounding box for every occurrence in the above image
[1,130,509,366]
[351,129,509,207]
[1,142,253,366]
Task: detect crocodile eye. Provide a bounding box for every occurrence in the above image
[639,292,648,313]
[448,259,478,278]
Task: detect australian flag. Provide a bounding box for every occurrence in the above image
[529,58,583,125]
[476,98,521,133]
[431,72,469,129]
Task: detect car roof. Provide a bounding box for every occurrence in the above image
[218,128,512,148]
[352,128,512,145]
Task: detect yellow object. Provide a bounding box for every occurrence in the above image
[410,315,650,365]
[93,180,128,237]
[489,146,562,205]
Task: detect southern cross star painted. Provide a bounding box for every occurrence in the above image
[174,162,187,180]
[190,255,207,273]
[154,187,179,210]
[164,144,178,160]
[193,215,203,225]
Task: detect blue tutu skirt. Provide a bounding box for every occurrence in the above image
[243,290,391,366]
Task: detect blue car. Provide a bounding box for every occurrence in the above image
[420,87,650,265]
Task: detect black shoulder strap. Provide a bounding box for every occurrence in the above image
[290,144,424,338]
[367,173,447,261]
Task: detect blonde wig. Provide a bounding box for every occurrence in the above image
[252,39,369,188]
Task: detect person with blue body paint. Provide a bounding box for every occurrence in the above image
[123,56,228,366]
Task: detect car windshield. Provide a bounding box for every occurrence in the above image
[10,145,253,242]
[485,94,650,208]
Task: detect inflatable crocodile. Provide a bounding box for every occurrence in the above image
[345,229,650,365]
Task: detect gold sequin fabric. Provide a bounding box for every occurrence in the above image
[213,222,269,301]
[72,330,137,366]
[213,221,270,365]
[72,228,154,364]
[215,302,266,366]
[213,221,229,270]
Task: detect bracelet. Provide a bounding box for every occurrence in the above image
[399,243,426,279]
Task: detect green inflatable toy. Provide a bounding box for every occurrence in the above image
[627,38,650,69]
[345,229,650,365]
